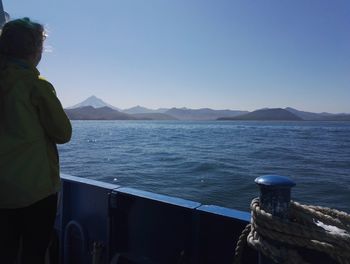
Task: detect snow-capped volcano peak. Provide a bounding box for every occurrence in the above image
[67,95,120,110]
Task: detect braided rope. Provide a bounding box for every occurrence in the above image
[233,198,350,264]
[233,224,251,264]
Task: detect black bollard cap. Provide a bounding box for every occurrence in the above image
[255,175,296,189]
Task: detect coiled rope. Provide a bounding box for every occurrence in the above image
[234,198,350,264]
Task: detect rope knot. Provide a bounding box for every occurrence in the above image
[234,198,350,264]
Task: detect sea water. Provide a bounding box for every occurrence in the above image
[58,120,350,213]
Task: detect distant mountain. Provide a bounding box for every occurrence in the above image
[123,106,155,114]
[65,106,137,120]
[123,106,168,114]
[131,113,178,120]
[67,96,120,110]
[285,107,350,121]
[165,108,248,120]
[156,108,170,113]
[319,114,350,121]
[285,107,334,120]
[219,108,302,121]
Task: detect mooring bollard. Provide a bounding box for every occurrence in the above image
[255,175,296,264]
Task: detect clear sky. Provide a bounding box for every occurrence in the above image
[3,0,350,112]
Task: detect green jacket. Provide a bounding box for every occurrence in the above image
[0,59,72,208]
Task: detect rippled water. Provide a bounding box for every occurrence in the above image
[58,121,350,213]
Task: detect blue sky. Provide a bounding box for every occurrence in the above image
[3,0,350,112]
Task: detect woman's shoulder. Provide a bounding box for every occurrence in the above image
[36,75,54,87]
[3,60,39,81]
[32,77,56,99]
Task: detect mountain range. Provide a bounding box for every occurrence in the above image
[64,96,350,121]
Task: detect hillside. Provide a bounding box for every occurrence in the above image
[65,106,137,120]
[285,107,333,120]
[123,106,168,114]
[165,108,248,120]
[285,107,350,121]
[218,108,303,121]
[320,114,350,121]
[131,113,178,120]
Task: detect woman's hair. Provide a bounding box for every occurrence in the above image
[0,17,45,60]
[0,18,45,126]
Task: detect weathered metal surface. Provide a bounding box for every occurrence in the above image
[255,175,296,219]
[255,175,296,264]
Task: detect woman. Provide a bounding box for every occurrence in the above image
[0,18,72,263]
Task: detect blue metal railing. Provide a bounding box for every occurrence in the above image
[57,174,334,263]
[57,174,255,263]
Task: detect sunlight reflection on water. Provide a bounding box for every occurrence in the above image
[58,120,350,212]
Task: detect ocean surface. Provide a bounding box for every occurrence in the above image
[58,120,350,213]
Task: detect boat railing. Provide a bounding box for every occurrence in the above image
[56,174,347,264]
[56,173,256,264]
